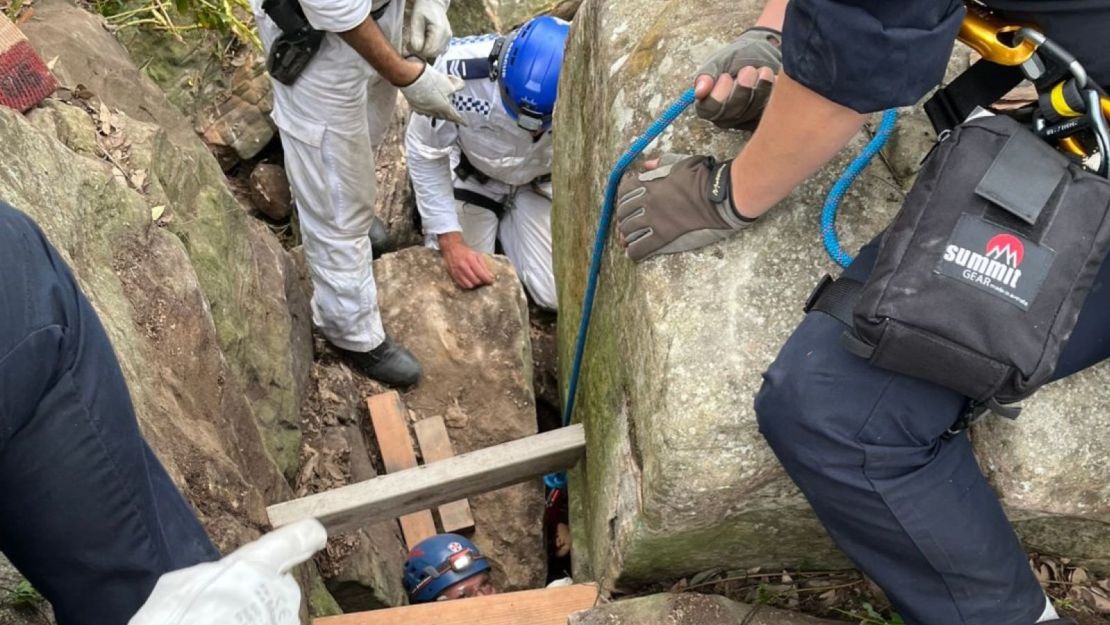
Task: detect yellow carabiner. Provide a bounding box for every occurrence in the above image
[958,4,1039,66]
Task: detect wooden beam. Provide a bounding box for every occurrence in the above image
[413,416,475,533]
[268,424,585,534]
[313,583,600,625]
[367,392,437,549]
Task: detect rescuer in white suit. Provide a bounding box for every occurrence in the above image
[253,0,462,387]
[406,16,570,311]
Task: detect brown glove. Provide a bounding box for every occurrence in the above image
[616,154,757,262]
[695,27,782,131]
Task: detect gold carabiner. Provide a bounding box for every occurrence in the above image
[958,4,1039,66]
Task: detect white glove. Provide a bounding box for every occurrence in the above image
[401,63,466,125]
[410,0,452,59]
[129,520,328,625]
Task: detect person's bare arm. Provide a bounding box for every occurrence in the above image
[338,16,423,86]
[729,72,867,219]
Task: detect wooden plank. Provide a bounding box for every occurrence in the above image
[268,424,585,534]
[366,392,437,549]
[413,416,475,533]
[313,583,600,625]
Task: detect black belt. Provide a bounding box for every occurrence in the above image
[455,153,553,188]
[454,188,506,220]
[371,0,391,21]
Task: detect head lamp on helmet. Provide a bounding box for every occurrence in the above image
[488,16,571,132]
[402,534,492,603]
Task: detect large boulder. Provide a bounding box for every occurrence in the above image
[373,247,547,592]
[25,2,310,477]
[552,0,1110,591]
[569,593,842,625]
[10,4,341,613]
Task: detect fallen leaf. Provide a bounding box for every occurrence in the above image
[46,55,59,71]
[130,170,147,189]
[150,205,165,221]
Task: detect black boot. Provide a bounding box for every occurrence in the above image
[336,336,422,387]
[368,216,393,259]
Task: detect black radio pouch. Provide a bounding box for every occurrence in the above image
[263,0,324,85]
[839,115,1110,416]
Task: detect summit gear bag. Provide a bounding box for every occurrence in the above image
[828,114,1110,416]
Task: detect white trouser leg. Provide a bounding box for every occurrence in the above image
[500,185,556,310]
[282,120,386,352]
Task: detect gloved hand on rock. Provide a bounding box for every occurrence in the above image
[129,520,327,625]
[401,62,466,125]
[694,27,782,131]
[616,154,757,262]
[410,0,452,59]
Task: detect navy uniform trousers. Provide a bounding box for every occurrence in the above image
[0,204,218,624]
[755,239,1108,625]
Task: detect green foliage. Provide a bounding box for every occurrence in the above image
[834,602,905,625]
[5,580,44,609]
[94,0,261,49]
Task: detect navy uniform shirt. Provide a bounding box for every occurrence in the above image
[783,0,1110,112]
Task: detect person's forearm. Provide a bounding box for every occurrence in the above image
[755,0,788,30]
[339,16,422,86]
[730,72,866,219]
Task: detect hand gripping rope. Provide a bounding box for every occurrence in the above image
[559,88,896,430]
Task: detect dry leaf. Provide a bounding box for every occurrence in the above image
[46,55,59,71]
[150,205,165,221]
[130,170,147,189]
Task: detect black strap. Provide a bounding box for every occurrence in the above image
[804,275,876,359]
[454,152,491,185]
[445,57,493,79]
[454,188,506,219]
[805,275,862,327]
[924,60,1025,134]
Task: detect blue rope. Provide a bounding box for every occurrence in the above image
[820,109,898,268]
[560,88,697,428]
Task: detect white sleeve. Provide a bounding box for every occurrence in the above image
[406,112,462,236]
[299,0,372,33]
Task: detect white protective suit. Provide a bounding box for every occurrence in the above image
[405,35,558,310]
[252,0,402,351]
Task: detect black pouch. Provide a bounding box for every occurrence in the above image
[844,114,1110,414]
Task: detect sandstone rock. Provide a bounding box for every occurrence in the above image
[499,0,581,29]
[448,0,499,36]
[26,99,98,157]
[197,55,277,163]
[373,96,422,250]
[25,8,309,476]
[552,0,1110,592]
[569,593,842,625]
[251,163,294,222]
[374,246,547,592]
[450,0,583,36]
[22,0,195,147]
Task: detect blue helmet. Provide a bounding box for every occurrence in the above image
[492,16,571,132]
[402,534,491,603]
